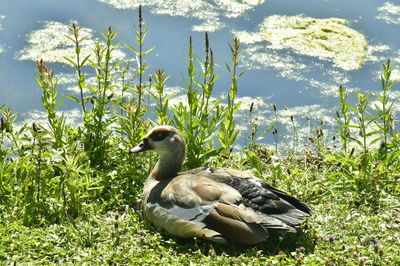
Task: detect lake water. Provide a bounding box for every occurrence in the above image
[0,0,399,147]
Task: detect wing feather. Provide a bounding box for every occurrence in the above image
[144,166,311,244]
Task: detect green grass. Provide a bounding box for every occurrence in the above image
[0,6,399,265]
[1,157,399,265]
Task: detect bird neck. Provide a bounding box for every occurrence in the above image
[150,149,185,180]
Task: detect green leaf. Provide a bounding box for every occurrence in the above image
[65,94,81,104]
[225,62,231,72]
[347,104,359,113]
[347,136,362,146]
[143,46,156,55]
[56,96,65,110]
[238,70,247,77]
[81,55,91,66]
[63,57,78,67]
[64,35,75,42]
[125,43,139,55]
[78,35,90,43]
[229,131,239,144]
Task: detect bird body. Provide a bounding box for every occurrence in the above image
[131,125,311,244]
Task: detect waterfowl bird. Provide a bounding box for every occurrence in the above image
[131,125,312,245]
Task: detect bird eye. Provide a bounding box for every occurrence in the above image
[151,130,168,141]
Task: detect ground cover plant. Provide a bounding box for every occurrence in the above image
[0,7,399,265]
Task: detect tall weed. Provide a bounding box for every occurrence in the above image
[325,60,399,201]
[218,37,243,156]
[172,34,222,168]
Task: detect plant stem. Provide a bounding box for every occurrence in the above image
[72,24,86,113]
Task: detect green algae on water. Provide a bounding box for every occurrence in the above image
[99,0,266,32]
[17,21,126,65]
[240,15,368,71]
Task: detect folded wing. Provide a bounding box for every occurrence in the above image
[144,167,311,244]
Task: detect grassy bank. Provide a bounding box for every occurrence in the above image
[1,7,399,264]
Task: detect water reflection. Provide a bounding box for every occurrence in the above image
[377,2,400,25]
[98,0,266,32]
[17,21,126,65]
[0,15,5,54]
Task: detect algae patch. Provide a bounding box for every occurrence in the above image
[239,15,368,71]
[17,21,126,65]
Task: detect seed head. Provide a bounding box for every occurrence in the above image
[0,117,5,131]
[138,5,143,27]
[32,122,39,133]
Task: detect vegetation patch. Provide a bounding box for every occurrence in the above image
[239,15,368,70]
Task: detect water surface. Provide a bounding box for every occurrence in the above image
[0,0,399,146]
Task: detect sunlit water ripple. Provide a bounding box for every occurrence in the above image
[1,0,399,150]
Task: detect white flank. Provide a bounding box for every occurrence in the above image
[147,202,217,222]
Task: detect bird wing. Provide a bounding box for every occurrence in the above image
[144,170,269,244]
[202,167,312,230]
[144,166,311,244]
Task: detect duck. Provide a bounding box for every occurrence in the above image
[130,125,312,245]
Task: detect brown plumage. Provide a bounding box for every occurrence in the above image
[131,125,312,245]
